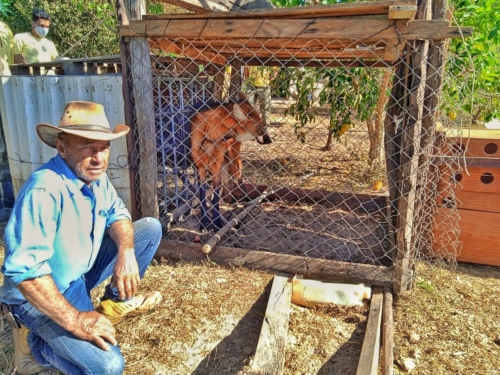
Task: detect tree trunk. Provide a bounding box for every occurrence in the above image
[367,68,393,166]
[322,128,334,151]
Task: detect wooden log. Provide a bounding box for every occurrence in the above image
[382,287,394,375]
[156,239,395,287]
[251,275,292,375]
[144,1,419,20]
[129,37,159,218]
[120,19,472,41]
[356,286,384,375]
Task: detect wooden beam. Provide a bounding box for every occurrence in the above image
[388,4,417,19]
[251,275,292,375]
[151,37,228,65]
[244,58,396,68]
[156,240,394,287]
[158,0,229,12]
[143,0,418,20]
[120,19,472,41]
[382,287,394,375]
[356,286,383,375]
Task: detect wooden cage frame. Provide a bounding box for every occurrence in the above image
[118,0,471,295]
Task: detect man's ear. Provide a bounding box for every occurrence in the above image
[55,137,67,158]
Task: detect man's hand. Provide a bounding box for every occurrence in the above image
[70,311,117,351]
[112,248,140,300]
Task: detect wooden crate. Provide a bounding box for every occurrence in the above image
[433,129,500,266]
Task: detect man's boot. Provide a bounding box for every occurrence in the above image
[12,325,47,375]
[97,291,162,325]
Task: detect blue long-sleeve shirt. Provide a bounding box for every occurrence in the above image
[0,154,131,304]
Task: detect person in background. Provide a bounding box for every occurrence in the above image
[0,101,162,374]
[0,20,13,75]
[13,9,58,64]
[244,66,279,126]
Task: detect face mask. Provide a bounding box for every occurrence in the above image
[33,24,49,38]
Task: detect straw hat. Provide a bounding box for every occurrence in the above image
[36,101,130,148]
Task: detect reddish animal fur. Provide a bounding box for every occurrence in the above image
[190,99,270,230]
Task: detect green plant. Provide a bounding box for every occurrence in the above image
[3,0,119,58]
[444,0,500,123]
[285,67,382,151]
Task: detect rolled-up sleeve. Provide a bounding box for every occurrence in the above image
[103,178,131,228]
[2,187,59,285]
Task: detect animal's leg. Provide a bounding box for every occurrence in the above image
[198,182,212,231]
[209,140,232,230]
[226,141,248,201]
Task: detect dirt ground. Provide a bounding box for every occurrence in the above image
[1,249,499,375]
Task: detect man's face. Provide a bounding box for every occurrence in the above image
[32,19,50,34]
[55,134,111,185]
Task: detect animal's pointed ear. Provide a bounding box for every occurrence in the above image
[232,103,248,121]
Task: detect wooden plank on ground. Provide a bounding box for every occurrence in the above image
[156,240,394,287]
[144,0,418,20]
[383,287,394,375]
[251,275,292,375]
[357,286,383,375]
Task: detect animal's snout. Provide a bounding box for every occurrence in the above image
[257,133,272,145]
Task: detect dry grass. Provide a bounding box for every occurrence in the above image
[393,261,500,375]
[1,246,500,374]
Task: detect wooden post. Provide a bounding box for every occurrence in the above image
[124,0,146,20]
[414,0,449,257]
[117,0,139,219]
[229,59,243,100]
[120,0,159,219]
[393,0,431,294]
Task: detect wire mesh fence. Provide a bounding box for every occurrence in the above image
[122,4,475,288]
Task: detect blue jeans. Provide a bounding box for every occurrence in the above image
[12,217,162,375]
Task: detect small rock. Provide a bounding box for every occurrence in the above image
[409,332,421,343]
[400,357,416,372]
[494,335,500,346]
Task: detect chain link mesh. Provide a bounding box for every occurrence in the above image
[123,10,474,286]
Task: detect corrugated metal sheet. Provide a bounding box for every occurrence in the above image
[0,74,132,210]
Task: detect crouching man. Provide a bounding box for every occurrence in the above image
[0,101,162,374]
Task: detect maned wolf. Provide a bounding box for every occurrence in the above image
[190,99,272,231]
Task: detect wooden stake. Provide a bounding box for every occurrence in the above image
[382,287,394,375]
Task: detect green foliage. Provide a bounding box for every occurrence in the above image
[3,0,119,58]
[445,0,500,122]
[285,67,381,142]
